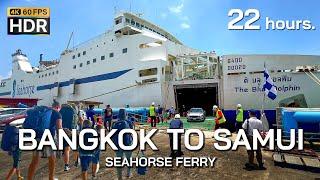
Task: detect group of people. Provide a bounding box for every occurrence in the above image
[5,101,265,180]
[212,104,266,170]
[5,101,136,180]
[148,102,175,127]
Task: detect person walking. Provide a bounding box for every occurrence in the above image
[112,109,134,180]
[213,105,227,130]
[79,120,95,180]
[169,106,175,119]
[242,109,266,170]
[92,121,103,179]
[149,102,157,127]
[169,114,184,158]
[4,125,23,180]
[27,100,63,180]
[235,104,244,132]
[104,104,113,131]
[86,105,96,127]
[157,105,163,123]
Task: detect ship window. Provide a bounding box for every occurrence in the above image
[45,74,47,77]
[139,41,163,48]
[93,58,97,63]
[39,76,41,78]
[139,68,157,77]
[131,20,135,26]
[80,63,83,67]
[141,25,144,28]
[56,71,59,74]
[78,53,80,57]
[73,65,76,69]
[115,18,122,25]
[101,55,105,60]
[87,61,90,65]
[109,52,114,58]
[72,55,75,59]
[136,22,140,28]
[83,51,86,55]
[122,48,127,54]
[48,73,51,76]
[52,72,55,75]
[142,78,157,83]
[125,18,130,23]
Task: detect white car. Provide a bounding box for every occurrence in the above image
[187,108,206,122]
[0,108,27,119]
[0,108,28,130]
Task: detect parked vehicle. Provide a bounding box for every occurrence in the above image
[0,108,27,119]
[187,108,206,122]
[0,109,27,131]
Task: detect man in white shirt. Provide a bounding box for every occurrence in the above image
[242,109,266,170]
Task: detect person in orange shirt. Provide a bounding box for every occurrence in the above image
[213,105,227,130]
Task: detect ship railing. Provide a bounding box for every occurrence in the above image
[71,31,111,50]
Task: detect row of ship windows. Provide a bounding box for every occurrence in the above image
[72,48,127,69]
[72,48,127,60]
[122,18,170,39]
[38,70,59,78]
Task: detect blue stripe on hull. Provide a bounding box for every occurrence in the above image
[37,69,132,91]
[0,91,11,96]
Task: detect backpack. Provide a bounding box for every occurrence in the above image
[23,106,53,137]
[1,125,19,151]
[111,120,133,148]
[60,104,78,130]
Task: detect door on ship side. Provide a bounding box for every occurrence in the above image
[174,83,218,117]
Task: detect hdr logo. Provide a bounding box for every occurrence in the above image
[7,7,50,35]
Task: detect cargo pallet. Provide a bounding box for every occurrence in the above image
[273,152,320,173]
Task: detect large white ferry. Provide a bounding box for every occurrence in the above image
[1,11,320,125]
[0,12,198,107]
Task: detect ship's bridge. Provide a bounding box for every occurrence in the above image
[113,12,182,44]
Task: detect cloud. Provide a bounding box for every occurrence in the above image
[160,12,167,19]
[180,23,190,29]
[169,3,184,14]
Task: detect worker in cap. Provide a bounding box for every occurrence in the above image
[242,109,266,170]
[235,104,244,133]
[213,105,227,130]
[149,102,157,127]
[168,114,184,158]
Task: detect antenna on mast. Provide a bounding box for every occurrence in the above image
[66,31,74,50]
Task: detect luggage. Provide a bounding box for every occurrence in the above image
[60,104,78,130]
[1,125,19,151]
[23,106,53,137]
[111,120,133,147]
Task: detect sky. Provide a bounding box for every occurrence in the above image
[0,0,319,79]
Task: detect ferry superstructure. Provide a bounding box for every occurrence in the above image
[0,12,198,107]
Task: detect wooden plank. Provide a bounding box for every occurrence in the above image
[302,157,320,168]
[283,154,304,166]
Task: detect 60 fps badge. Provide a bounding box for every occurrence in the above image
[7,7,50,35]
